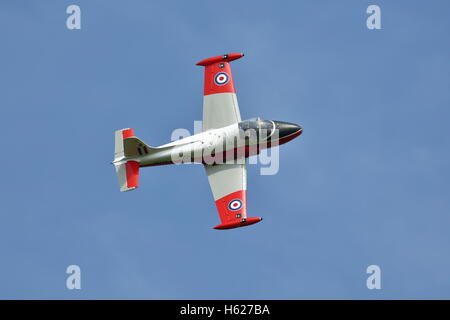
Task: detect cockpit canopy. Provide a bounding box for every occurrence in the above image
[238,118,275,141]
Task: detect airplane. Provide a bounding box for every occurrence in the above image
[112,53,303,230]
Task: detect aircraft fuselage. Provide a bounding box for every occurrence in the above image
[137,119,302,167]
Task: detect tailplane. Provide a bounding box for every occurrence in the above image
[114,160,139,192]
[113,128,154,192]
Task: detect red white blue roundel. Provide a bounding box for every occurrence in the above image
[228,199,242,211]
[214,72,229,85]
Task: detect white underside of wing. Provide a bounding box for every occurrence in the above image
[203,92,242,131]
[204,163,247,200]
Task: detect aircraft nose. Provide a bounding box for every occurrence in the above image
[274,121,303,138]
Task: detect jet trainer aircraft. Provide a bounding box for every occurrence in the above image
[113,53,302,230]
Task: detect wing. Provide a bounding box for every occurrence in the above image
[196,53,244,131]
[205,163,262,230]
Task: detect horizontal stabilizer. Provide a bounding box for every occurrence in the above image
[114,160,139,192]
[114,128,135,160]
[113,128,146,192]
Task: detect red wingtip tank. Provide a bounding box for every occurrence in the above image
[196,53,245,66]
[213,217,263,230]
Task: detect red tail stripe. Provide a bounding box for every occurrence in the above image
[122,128,135,139]
[125,161,139,188]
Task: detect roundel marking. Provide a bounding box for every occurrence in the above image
[214,72,229,86]
[228,199,243,211]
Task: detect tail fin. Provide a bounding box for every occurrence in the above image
[113,128,153,192]
[113,128,159,192]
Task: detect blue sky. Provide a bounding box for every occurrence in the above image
[1,0,449,299]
